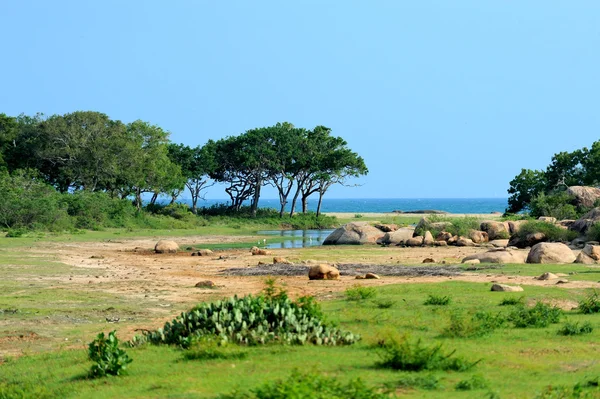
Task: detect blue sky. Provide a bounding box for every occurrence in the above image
[2,1,599,199]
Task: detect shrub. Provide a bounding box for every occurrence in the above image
[455,375,489,391]
[87,331,132,377]
[499,296,525,306]
[529,191,579,220]
[345,285,377,301]
[579,291,600,314]
[136,294,359,348]
[395,374,441,390]
[557,321,593,336]
[418,215,481,238]
[373,299,395,309]
[442,311,506,338]
[513,221,578,243]
[218,372,389,399]
[508,302,562,328]
[424,294,451,306]
[5,228,26,238]
[377,337,480,372]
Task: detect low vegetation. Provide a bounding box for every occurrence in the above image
[508,302,562,328]
[87,331,132,378]
[557,321,594,336]
[513,220,578,243]
[423,294,451,306]
[578,291,600,314]
[345,285,378,301]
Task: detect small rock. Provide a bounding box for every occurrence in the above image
[365,273,380,279]
[195,280,216,288]
[251,246,270,255]
[491,284,523,292]
[556,279,569,284]
[422,258,436,263]
[463,259,481,264]
[355,275,365,279]
[536,272,559,281]
[308,264,340,280]
[273,257,292,264]
[155,240,179,254]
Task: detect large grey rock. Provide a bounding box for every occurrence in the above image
[570,207,600,234]
[567,186,600,208]
[480,221,510,240]
[526,242,576,264]
[323,222,385,245]
[574,244,600,264]
[462,248,527,264]
[377,228,415,245]
[508,232,547,249]
[155,240,179,253]
[508,220,527,235]
[423,231,435,246]
[405,236,424,247]
[469,230,489,244]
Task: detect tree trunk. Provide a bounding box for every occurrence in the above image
[135,188,142,211]
[289,184,301,217]
[301,195,308,214]
[316,192,324,217]
[251,181,261,218]
[150,192,159,205]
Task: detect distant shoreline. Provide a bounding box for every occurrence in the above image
[324,212,502,219]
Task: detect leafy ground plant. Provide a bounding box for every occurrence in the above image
[218,372,390,399]
[394,374,441,391]
[579,291,600,314]
[499,296,525,306]
[423,294,451,306]
[442,311,506,338]
[135,294,359,348]
[345,284,377,301]
[87,330,132,377]
[455,375,489,391]
[508,302,562,328]
[376,337,481,372]
[557,321,594,336]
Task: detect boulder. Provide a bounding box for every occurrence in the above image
[423,231,435,246]
[434,240,448,246]
[480,221,510,240]
[447,235,459,245]
[308,264,340,280]
[192,249,214,256]
[251,246,270,255]
[436,231,453,242]
[414,217,451,235]
[456,236,474,247]
[422,258,436,263]
[365,272,380,279]
[491,284,524,292]
[273,257,292,264]
[374,223,398,232]
[575,244,600,264]
[463,259,481,265]
[508,232,547,249]
[377,228,415,245]
[536,272,559,280]
[538,216,557,224]
[508,220,527,235]
[489,239,509,248]
[323,222,385,245]
[558,220,575,229]
[526,242,576,264]
[468,230,489,244]
[154,240,179,254]
[567,186,600,208]
[462,248,527,264]
[405,236,424,247]
[570,207,600,234]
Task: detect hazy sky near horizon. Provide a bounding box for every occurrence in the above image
[2,1,599,199]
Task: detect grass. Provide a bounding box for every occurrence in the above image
[424,294,451,306]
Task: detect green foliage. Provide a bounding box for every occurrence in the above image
[535,383,600,399]
[373,299,396,309]
[218,372,389,399]
[345,285,377,301]
[499,296,525,306]
[557,321,593,336]
[87,331,132,378]
[137,294,359,348]
[417,215,481,238]
[579,291,600,314]
[442,311,506,338]
[514,220,578,243]
[376,337,480,372]
[455,375,489,391]
[59,191,138,229]
[423,294,451,306]
[354,213,364,218]
[395,374,441,390]
[508,302,562,328]
[530,191,579,220]
[182,340,248,361]
[507,168,547,214]
[5,228,26,238]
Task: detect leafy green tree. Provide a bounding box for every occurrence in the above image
[545,149,587,190]
[0,113,18,170]
[506,169,547,214]
[167,143,215,213]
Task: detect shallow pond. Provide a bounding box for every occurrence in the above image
[257,229,335,249]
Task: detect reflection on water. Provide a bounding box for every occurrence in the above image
[257,229,334,249]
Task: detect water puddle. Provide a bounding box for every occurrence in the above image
[257,229,334,249]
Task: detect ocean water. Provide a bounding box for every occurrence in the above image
[179,198,508,214]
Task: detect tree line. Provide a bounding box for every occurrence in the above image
[0,111,367,220]
[506,140,600,217]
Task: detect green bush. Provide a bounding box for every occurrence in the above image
[60,191,138,229]
[218,372,389,399]
[395,374,441,390]
[424,294,451,306]
[508,302,562,328]
[557,321,593,336]
[87,331,132,378]
[513,221,577,243]
[5,228,26,238]
[442,311,506,338]
[579,291,600,314]
[418,215,481,238]
[373,299,395,309]
[529,191,579,220]
[455,375,489,391]
[345,285,377,301]
[135,294,359,348]
[377,337,480,372]
[499,296,525,306]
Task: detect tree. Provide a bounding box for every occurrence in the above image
[0,113,18,170]
[167,143,215,213]
[506,169,547,214]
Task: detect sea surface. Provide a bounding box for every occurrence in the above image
[179,198,508,214]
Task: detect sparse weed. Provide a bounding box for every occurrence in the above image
[442,311,506,338]
[373,299,395,309]
[424,294,451,306]
[508,302,562,328]
[579,291,600,314]
[557,321,593,336]
[499,296,525,306]
[455,375,489,391]
[395,374,441,390]
[346,285,377,301]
